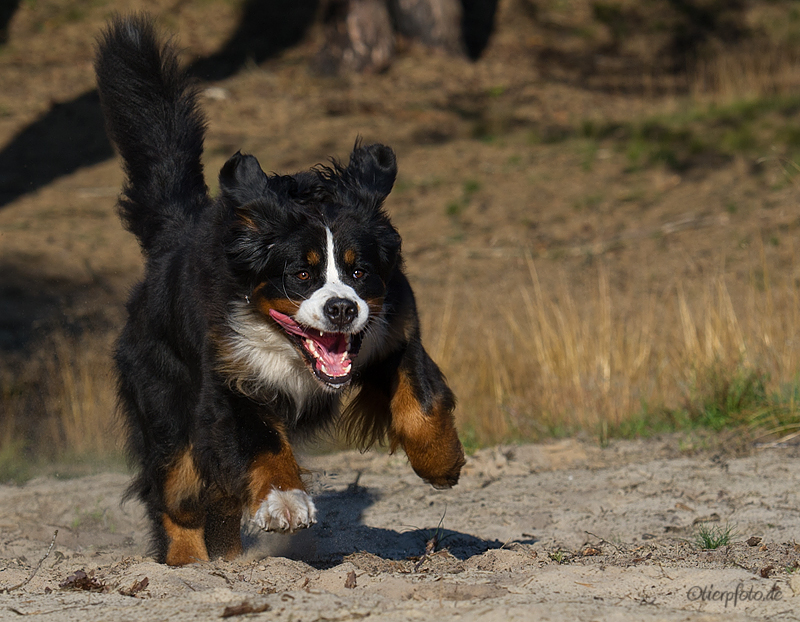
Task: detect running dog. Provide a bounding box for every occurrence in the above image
[95,14,465,565]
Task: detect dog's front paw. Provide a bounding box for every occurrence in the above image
[252,489,317,533]
[404,431,466,490]
[419,455,466,489]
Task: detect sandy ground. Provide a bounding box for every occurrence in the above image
[0,438,798,621]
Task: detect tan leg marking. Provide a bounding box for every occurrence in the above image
[247,431,316,533]
[163,514,209,566]
[390,371,465,488]
[163,448,203,521]
[162,448,211,565]
[247,434,306,513]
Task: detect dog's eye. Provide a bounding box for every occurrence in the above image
[352,269,365,280]
[296,271,310,281]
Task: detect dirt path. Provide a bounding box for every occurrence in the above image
[0,438,798,620]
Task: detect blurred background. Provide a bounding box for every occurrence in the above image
[2,0,800,480]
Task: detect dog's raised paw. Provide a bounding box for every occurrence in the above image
[252,489,317,533]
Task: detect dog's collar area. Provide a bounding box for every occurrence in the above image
[268,309,362,388]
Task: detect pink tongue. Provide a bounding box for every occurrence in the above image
[269,310,351,377]
[315,333,350,377]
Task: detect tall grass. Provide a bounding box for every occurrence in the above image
[691,43,800,102]
[3,247,798,474]
[0,333,120,480]
[436,250,800,446]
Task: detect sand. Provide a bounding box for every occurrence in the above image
[0,437,798,620]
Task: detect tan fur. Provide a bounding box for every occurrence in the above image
[163,514,209,566]
[235,208,259,232]
[343,249,356,265]
[163,447,203,519]
[252,283,302,318]
[389,371,465,488]
[366,297,385,315]
[255,297,302,318]
[390,372,428,437]
[247,429,307,514]
[307,250,321,266]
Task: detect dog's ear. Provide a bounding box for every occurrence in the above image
[221,152,297,235]
[346,143,397,203]
[340,143,402,272]
[219,152,270,205]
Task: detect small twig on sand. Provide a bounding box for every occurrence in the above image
[584,530,622,553]
[414,508,448,571]
[3,530,59,593]
[414,537,436,572]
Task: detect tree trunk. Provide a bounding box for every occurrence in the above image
[389,0,464,54]
[317,0,467,75]
[316,0,395,75]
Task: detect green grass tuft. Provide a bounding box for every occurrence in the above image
[694,523,737,550]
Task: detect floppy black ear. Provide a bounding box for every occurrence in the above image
[219,152,269,205]
[346,143,397,201]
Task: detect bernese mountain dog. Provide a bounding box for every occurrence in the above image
[94,15,465,565]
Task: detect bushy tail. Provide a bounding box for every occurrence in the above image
[95,14,208,252]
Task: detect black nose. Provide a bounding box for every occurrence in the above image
[324,298,358,328]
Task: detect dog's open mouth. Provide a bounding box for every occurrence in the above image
[269,309,361,387]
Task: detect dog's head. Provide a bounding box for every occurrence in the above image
[219,143,401,394]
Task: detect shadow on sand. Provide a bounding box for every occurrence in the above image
[243,485,511,568]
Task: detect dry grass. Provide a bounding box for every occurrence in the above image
[691,42,800,103]
[0,332,120,479]
[2,247,799,471]
[436,248,800,447]
[43,334,119,457]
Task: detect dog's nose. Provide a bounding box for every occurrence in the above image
[324,298,358,328]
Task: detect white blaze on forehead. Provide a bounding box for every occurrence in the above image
[325,227,339,284]
[294,227,369,332]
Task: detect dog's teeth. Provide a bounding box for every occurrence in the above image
[319,330,324,337]
[305,339,319,358]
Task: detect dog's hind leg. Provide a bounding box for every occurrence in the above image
[161,514,208,566]
[246,425,317,534]
[161,447,210,565]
